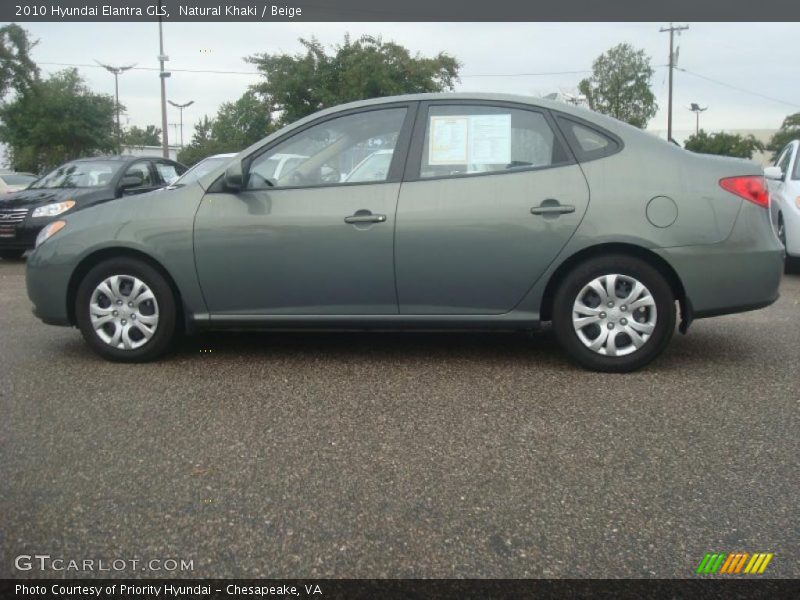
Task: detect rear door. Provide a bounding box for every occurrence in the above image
[395,101,590,314]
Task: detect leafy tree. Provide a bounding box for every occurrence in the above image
[122,125,161,147]
[0,24,39,100]
[684,129,764,159]
[246,34,460,126]
[0,69,116,172]
[767,113,800,160]
[178,91,271,165]
[578,43,658,128]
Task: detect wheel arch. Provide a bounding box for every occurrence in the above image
[539,242,689,327]
[66,247,185,330]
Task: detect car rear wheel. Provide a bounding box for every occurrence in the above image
[552,255,676,372]
[75,258,177,362]
[0,250,25,260]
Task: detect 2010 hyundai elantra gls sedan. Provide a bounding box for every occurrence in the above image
[26,93,784,371]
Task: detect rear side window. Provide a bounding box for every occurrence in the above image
[418,105,569,179]
[556,116,621,162]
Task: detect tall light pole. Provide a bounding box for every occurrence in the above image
[168,100,194,148]
[96,61,135,153]
[157,0,171,158]
[689,103,708,135]
[659,23,689,143]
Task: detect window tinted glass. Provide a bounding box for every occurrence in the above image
[557,117,620,161]
[124,162,154,187]
[419,105,565,179]
[246,108,407,189]
[155,162,182,184]
[793,147,800,180]
[777,145,792,174]
[571,123,611,153]
[172,155,234,186]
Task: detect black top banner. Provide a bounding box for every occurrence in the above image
[3,0,800,22]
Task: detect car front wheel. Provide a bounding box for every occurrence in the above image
[75,258,177,362]
[552,255,676,372]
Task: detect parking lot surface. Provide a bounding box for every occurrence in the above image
[1,258,798,578]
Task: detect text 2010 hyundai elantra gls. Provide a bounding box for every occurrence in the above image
[26,93,783,371]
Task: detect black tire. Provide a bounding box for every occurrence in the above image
[0,249,25,260]
[75,257,177,362]
[552,254,676,372]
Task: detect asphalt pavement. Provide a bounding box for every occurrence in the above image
[1,258,798,578]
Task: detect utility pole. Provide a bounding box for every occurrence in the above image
[96,61,135,153]
[157,0,171,158]
[689,103,708,135]
[168,100,194,148]
[660,23,689,142]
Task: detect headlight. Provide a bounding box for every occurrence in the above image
[31,200,75,218]
[35,220,66,248]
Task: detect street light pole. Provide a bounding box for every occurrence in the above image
[660,23,689,143]
[168,100,195,148]
[96,61,135,153]
[158,0,171,158]
[689,103,708,135]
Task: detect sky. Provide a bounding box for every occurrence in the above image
[13,21,800,146]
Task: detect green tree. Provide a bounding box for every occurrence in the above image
[0,69,116,172]
[767,113,800,160]
[122,124,161,147]
[0,24,39,100]
[246,34,460,126]
[684,129,764,159]
[178,91,271,165]
[578,43,658,128]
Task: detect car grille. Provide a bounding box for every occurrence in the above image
[0,208,28,224]
[0,208,28,237]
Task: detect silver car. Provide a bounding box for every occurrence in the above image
[26,93,783,371]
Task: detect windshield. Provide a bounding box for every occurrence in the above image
[1,174,37,186]
[172,155,234,187]
[30,160,121,189]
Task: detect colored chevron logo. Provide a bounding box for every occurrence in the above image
[696,552,773,575]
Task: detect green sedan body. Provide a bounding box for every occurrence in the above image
[26,93,784,371]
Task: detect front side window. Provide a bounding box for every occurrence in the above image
[30,160,121,189]
[419,105,567,179]
[246,108,407,190]
[124,162,154,187]
[776,145,792,177]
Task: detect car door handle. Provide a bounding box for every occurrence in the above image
[344,213,387,224]
[531,201,575,216]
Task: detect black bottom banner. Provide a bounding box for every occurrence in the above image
[2,579,799,600]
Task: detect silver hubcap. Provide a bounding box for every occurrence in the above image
[89,275,159,350]
[572,274,657,357]
[777,220,785,247]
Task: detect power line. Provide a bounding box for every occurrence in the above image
[675,67,799,108]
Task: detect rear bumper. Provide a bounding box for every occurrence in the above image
[655,201,784,319]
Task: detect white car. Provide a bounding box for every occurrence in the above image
[765,139,800,262]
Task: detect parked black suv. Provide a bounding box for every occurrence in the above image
[0,155,186,259]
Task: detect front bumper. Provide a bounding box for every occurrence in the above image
[0,210,52,250]
[26,240,75,327]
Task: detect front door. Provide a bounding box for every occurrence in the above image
[395,102,590,314]
[194,105,413,315]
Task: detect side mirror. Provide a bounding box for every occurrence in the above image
[224,161,244,192]
[764,166,784,181]
[119,173,144,189]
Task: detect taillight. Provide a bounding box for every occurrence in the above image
[719,176,769,208]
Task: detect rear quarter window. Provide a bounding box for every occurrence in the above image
[555,116,622,162]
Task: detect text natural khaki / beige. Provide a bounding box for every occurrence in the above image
[180,5,303,17]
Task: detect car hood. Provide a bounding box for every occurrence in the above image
[0,187,111,208]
